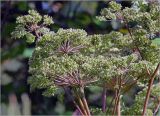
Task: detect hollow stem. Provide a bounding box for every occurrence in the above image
[77,95,87,115]
[116,95,121,116]
[142,63,160,116]
[73,88,88,116]
[80,87,91,116]
[113,77,122,116]
[113,89,118,115]
[117,77,121,116]
[113,90,121,116]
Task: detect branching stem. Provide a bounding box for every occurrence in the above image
[142,63,160,116]
[80,87,91,116]
[76,94,87,115]
[73,87,91,116]
[73,88,87,116]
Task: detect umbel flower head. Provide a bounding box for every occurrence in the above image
[12,4,160,96]
[27,28,99,96]
[57,40,85,55]
[54,70,97,87]
[11,10,54,43]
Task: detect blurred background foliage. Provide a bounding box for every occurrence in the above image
[1,1,160,115]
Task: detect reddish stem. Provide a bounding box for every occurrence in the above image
[80,87,91,116]
[74,89,88,115]
[142,63,160,116]
[114,77,122,116]
[77,96,87,115]
[117,96,121,116]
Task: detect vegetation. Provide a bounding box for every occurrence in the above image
[11,0,160,115]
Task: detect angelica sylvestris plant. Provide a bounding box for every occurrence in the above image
[12,0,160,115]
[11,10,54,43]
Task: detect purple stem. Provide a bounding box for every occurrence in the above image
[102,87,107,112]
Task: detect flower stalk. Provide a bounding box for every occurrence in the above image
[142,63,160,116]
